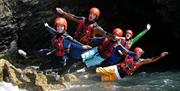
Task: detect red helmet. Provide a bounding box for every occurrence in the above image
[89,7,100,20]
[134,47,144,54]
[126,30,133,37]
[113,28,123,37]
[54,17,67,31]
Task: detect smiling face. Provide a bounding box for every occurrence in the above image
[54,17,67,33]
[56,24,65,33]
[136,51,144,58]
[125,32,132,40]
[88,13,97,22]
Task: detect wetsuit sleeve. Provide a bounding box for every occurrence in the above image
[130,29,148,48]
[62,12,84,23]
[69,13,83,20]
[139,56,163,65]
[64,39,84,49]
[115,44,137,57]
[63,32,84,46]
[129,53,167,74]
[71,42,84,49]
[93,23,114,40]
[45,25,58,35]
[63,39,71,49]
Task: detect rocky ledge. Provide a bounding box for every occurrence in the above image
[0,59,80,91]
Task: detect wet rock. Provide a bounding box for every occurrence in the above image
[0,0,60,52]
[0,0,12,18]
[16,0,60,50]
[64,73,80,83]
[0,59,22,85]
[0,0,17,52]
[0,59,80,91]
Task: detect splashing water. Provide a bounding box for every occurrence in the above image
[57,71,180,91]
[0,71,179,91]
[0,81,27,91]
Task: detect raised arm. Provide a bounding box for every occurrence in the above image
[56,8,83,23]
[128,52,169,75]
[115,44,137,57]
[44,23,58,35]
[63,32,85,46]
[140,52,169,65]
[130,24,151,48]
[92,23,114,40]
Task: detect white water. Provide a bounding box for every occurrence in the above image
[57,71,180,91]
[0,81,27,91]
[1,71,180,91]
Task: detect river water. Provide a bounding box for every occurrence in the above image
[58,70,180,91]
[0,81,27,91]
[0,70,179,91]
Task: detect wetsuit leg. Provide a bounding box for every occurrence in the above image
[106,52,123,65]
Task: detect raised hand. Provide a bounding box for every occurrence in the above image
[44,23,49,27]
[147,23,151,30]
[83,45,92,49]
[56,8,64,14]
[160,52,169,57]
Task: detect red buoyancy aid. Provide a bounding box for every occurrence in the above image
[124,57,134,64]
[75,17,85,37]
[52,35,65,56]
[98,39,117,58]
[118,57,142,75]
[126,62,141,75]
[120,38,131,49]
[75,17,94,44]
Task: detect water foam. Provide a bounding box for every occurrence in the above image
[0,81,27,91]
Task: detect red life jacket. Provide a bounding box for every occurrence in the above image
[52,35,65,56]
[75,18,94,44]
[98,39,117,58]
[119,57,141,75]
[120,38,131,49]
[124,57,134,65]
[126,62,141,75]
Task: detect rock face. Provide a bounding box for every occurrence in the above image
[0,59,80,91]
[0,0,17,51]
[16,0,60,51]
[0,0,63,52]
